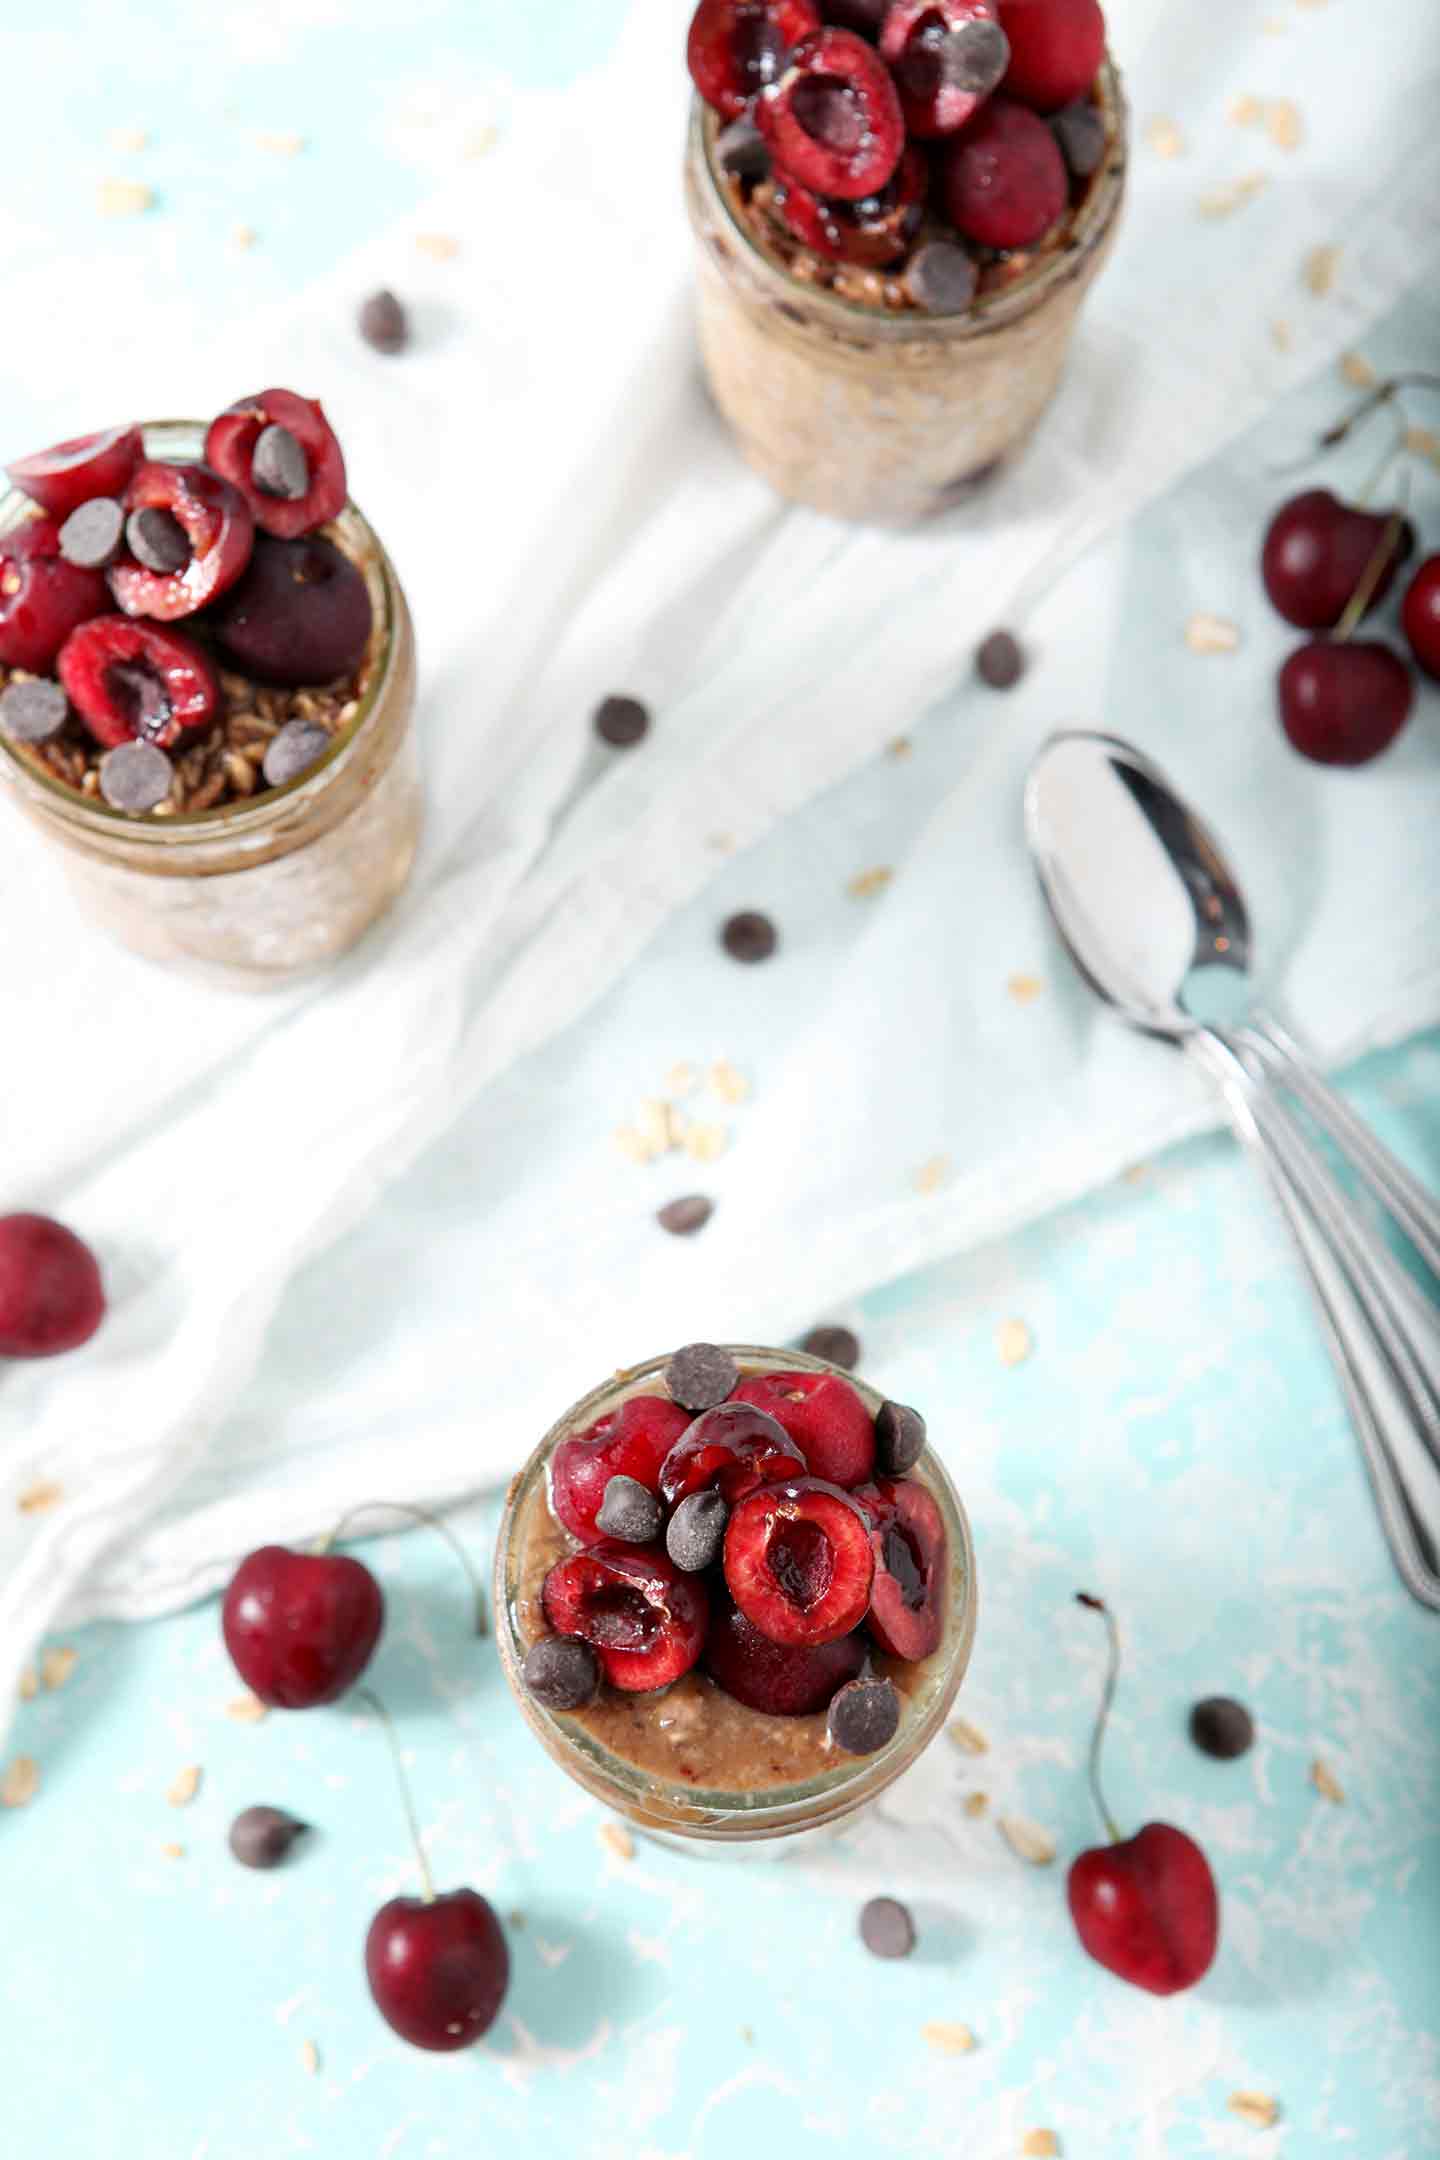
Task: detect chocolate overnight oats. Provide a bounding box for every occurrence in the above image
[495,1343,977,1847]
[0,397,418,989]
[683,0,1127,521]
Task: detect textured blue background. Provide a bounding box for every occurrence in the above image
[2,4,1438,2156]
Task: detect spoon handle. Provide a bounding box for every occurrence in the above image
[1187,1032,1440,1611]
[1240,1015,1440,1281]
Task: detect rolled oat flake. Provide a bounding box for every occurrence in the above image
[99,738,173,813]
[263,718,331,790]
[0,678,69,745]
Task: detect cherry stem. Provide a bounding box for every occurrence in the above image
[1333,497,1409,645]
[358,1687,435,1903]
[316,1502,487,1636]
[1075,1591,1123,1845]
[1319,372,1440,449]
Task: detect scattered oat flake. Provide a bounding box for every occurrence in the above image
[167,1764,203,1808]
[848,865,894,900]
[996,1318,1033,1368]
[1265,98,1303,149]
[1270,318,1292,351]
[1404,425,1440,463]
[1340,352,1376,388]
[110,126,149,152]
[18,1664,38,1703]
[2,1755,40,1808]
[226,1692,268,1724]
[300,2039,321,2076]
[40,1647,77,1692]
[1122,1162,1150,1185]
[255,130,305,156]
[1007,972,1044,1005]
[963,1791,989,1818]
[636,1098,671,1153]
[1304,244,1340,296]
[614,1125,656,1166]
[740,2023,755,2045]
[710,1058,750,1106]
[415,231,460,261]
[998,1814,1056,1866]
[1187,612,1241,655]
[599,1820,635,1862]
[1227,92,1263,126]
[161,1841,186,1860]
[1229,2092,1281,2129]
[947,1716,989,1755]
[921,2021,976,2056]
[685,1122,729,1163]
[98,178,155,217]
[1311,1757,1345,1803]
[664,1102,691,1149]
[17,1479,63,1514]
[1023,2135,1060,2158]
[232,223,258,251]
[887,735,913,758]
[463,123,499,160]
[665,1061,699,1098]
[1197,172,1268,219]
[912,1154,952,1195]
[1145,116,1185,158]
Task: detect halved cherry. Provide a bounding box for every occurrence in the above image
[723,1478,874,1646]
[659,1402,806,1508]
[732,1369,876,1486]
[770,143,926,263]
[541,1542,710,1692]
[5,424,144,520]
[688,0,822,118]
[550,1394,693,1545]
[0,517,109,674]
[108,462,254,623]
[706,1596,866,1713]
[878,0,1009,138]
[756,26,905,200]
[853,1475,947,1659]
[58,614,219,752]
[205,389,348,540]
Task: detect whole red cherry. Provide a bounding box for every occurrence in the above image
[1401,553,1440,681]
[221,1544,384,1707]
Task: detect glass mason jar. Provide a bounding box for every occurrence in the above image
[683,63,1128,523]
[0,420,420,991]
[494,1344,978,1853]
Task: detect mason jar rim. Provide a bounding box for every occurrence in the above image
[0,417,399,842]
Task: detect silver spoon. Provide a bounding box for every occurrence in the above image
[1025,729,1440,1611]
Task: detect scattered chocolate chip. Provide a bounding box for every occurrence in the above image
[126,506,191,575]
[829,1675,901,1756]
[859,1895,916,1960]
[945,18,1010,96]
[0,678,69,745]
[976,628,1025,689]
[658,1194,714,1237]
[1189,1696,1255,1760]
[875,1400,926,1476]
[906,240,978,316]
[1052,99,1107,179]
[799,1325,861,1371]
[522,1636,600,1713]
[262,718,331,790]
[721,910,777,964]
[595,1473,663,1543]
[666,1341,740,1413]
[99,739,173,813]
[358,288,409,355]
[59,496,125,569]
[594,694,650,748]
[251,423,309,502]
[666,1488,728,1573]
[715,117,771,182]
[228,1805,309,1870]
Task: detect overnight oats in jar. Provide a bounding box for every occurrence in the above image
[0,393,419,990]
[494,1342,977,1850]
[683,0,1127,521]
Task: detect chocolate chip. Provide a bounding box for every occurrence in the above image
[976,628,1025,689]
[358,288,409,354]
[59,496,125,569]
[522,1636,600,1713]
[658,1194,714,1237]
[594,694,650,748]
[906,241,978,316]
[715,117,771,183]
[228,1805,309,1870]
[859,1895,916,1959]
[666,1341,740,1413]
[721,910,778,964]
[944,17,1010,96]
[1189,1696,1254,1760]
[99,739,173,813]
[666,1488,728,1573]
[595,1473,663,1543]
[262,718,331,790]
[875,1400,926,1476]
[1052,99,1107,179]
[252,423,309,502]
[799,1325,861,1372]
[829,1676,901,1756]
[0,678,68,745]
[126,506,191,575]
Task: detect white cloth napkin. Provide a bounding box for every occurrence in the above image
[3,0,1439,1721]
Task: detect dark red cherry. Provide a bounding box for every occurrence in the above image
[211,535,373,686]
[5,424,144,519]
[1401,553,1440,680]
[689,0,822,118]
[755,25,906,200]
[941,92,1068,246]
[1260,489,1412,631]
[769,144,927,263]
[108,461,254,622]
[58,614,219,752]
[0,516,109,674]
[366,1890,509,2051]
[1277,640,1413,766]
[996,0,1105,112]
[205,389,347,540]
[1069,1823,1219,1996]
[221,1545,384,1707]
[878,0,1010,139]
[0,1212,106,1358]
[705,1597,866,1712]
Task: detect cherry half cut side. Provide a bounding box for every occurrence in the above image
[755,25,906,200]
[688,0,822,119]
[5,424,144,519]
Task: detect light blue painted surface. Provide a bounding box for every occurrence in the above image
[2,5,1438,2155]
